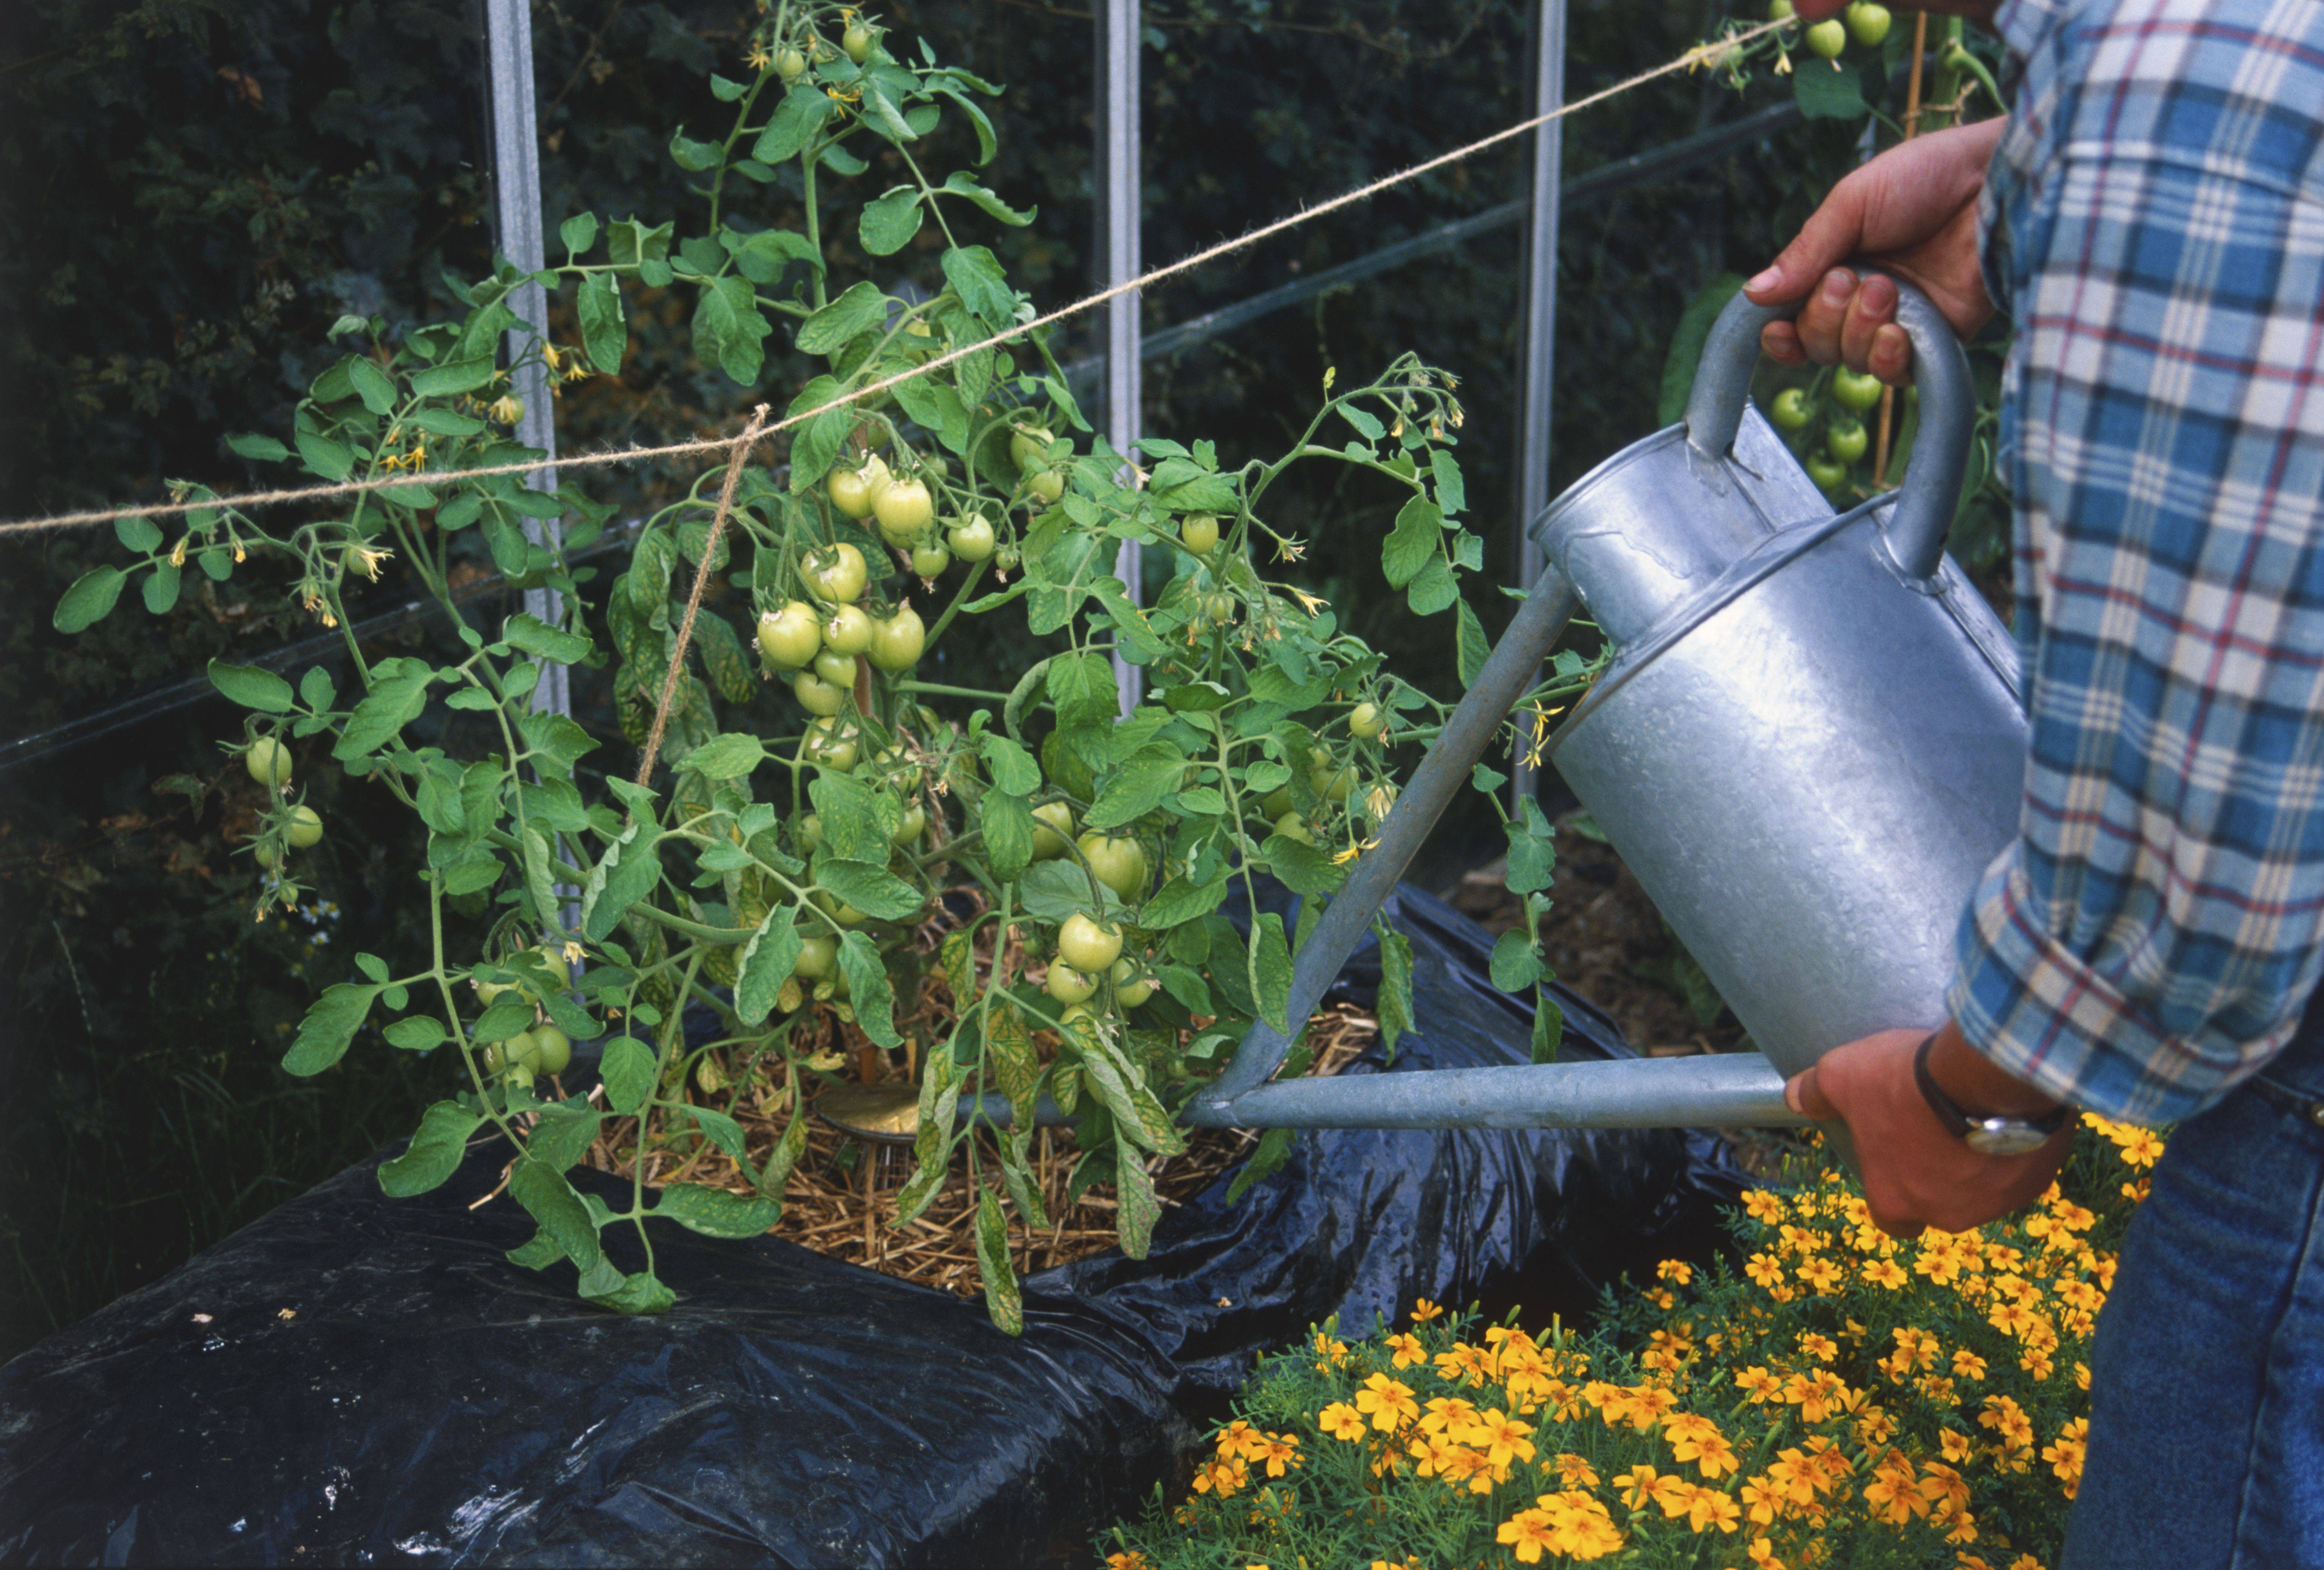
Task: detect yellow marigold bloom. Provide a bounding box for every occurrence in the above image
[1656,1258,1694,1286]
[1404,1431,1460,1477]
[1647,1472,1701,1520]
[1249,1431,1300,1477]
[1498,1509,1559,1565]
[1798,1332,1838,1363]
[1536,1491,1625,1560]
[1862,1455,1932,1525]
[1938,1428,1974,1463]
[1779,1223,1822,1256]
[1355,1373,1419,1432]
[1382,1332,1425,1369]
[1190,1457,1245,1495]
[1685,1486,1743,1533]
[1460,1407,1537,1468]
[1216,1419,1260,1457]
[1916,1374,1961,1407]
[1738,1473,1785,1525]
[1745,1253,1785,1289]
[1433,1343,1492,1386]
[1104,1554,1149,1570]
[1317,1401,1366,1442]
[1732,1365,1780,1403]
[1977,1394,2035,1451]
[1418,1396,1477,1436]
[1953,1348,1988,1380]
[1742,1189,1786,1224]
[2042,1416,2089,1498]
[1748,1537,1787,1569]
[1861,1257,1908,1289]
[1548,1451,1599,1489]
[1798,1256,1843,1293]
[1538,1379,1587,1421]
[1615,1463,1665,1511]
[1409,1297,1444,1323]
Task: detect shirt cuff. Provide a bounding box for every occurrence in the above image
[1944,844,2294,1126]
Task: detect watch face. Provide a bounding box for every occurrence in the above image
[1964,1121,2053,1158]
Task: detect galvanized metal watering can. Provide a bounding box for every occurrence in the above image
[821,278,2029,1149]
[1176,275,2030,1139]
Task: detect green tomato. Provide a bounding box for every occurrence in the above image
[1273,812,1315,846]
[806,543,868,604]
[481,1038,510,1075]
[252,839,281,870]
[1110,958,1156,1009]
[1827,417,1869,464]
[794,671,848,717]
[1846,0,1892,45]
[1805,17,1847,56]
[994,543,1021,573]
[874,477,935,543]
[814,889,867,927]
[284,804,324,848]
[1058,912,1124,973]
[503,1062,536,1093]
[1077,833,1148,901]
[775,45,807,79]
[947,514,996,562]
[1771,387,1815,431]
[757,601,822,668]
[1031,802,1075,860]
[842,19,874,62]
[1056,1001,1101,1040]
[892,803,926,844]
[795,933,837,979]
[908,540,951,579]
[802,717,860,772]
[522,1026,572,1075]
[867,605,925,672]
[1025,468,1064,507]
[1348,701,1385,740]
[1832,367,1884,412]
[827,455,889,520]
[822,602,873,655]
[1204,591,1236,625]
[1769,0,1794,15]
[1805,453,1851,494]
[1009,427,1052,475]
[1261,786,1296,820]
[812,649,858,689]
[246,736,292,788]
[799,812,826,853]
[1180,514,1219,555]
[1045,962,1098,1005]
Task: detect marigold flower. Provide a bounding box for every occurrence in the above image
[1383,1332,1425,1368]
[1548,1451,1599,1489]
[1498,1509,1559,1565]
[1745,1253,1785,1289]
[1104,1553,1150,1570]
[1656,1258,1694,1286]
[1798,1332,1838,1363]
[1355,1373,1419,1433]
[1317,1401,1365,1442]
[1742,1189,1786,1225]
[1459,1407,1536,1468]
[1861,1257,1908,1289]
[1748,1537,1787,1569]
[1409,1298,1444,1323]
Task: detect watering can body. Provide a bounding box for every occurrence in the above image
[1168,277,2030,1142]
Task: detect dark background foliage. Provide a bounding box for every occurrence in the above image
[0,0,1859,1359]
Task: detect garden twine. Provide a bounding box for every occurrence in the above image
[0,19,1783,541]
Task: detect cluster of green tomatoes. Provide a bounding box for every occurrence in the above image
[472,950,577,1091]
[242,736,326,870]
[1772,0,1892,57]
[1769,363,1891,499]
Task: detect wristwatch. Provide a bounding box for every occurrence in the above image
[1913,1031,2067,1156]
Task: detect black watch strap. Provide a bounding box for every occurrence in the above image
[1913,1030,2068,1145]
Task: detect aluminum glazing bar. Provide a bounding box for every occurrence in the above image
[1214,1052,1810,1131]
[1095,0,1143,716]
[1511,0,1566,812]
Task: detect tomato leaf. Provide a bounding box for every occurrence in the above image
[53,566,126,633]
[684,732,767,780]
[409,356,497,397]
[377,1101,484,1197]
[1115,1149,1161,1261]
[976,1186,1023,1333]
[838,930,900,1047]
[333,656,434,761]
[1405,556,1459,616]
[600,1036,658,1116]
[939,171,1033,226]
[282,982,381,1075]
[509,1157,603,1271]
[383,1016,447,1051]
[1505,797,1557,895]
[1376,918,1415,1063]
[577,271,626,374]
[656,1183,782,1238]
[752,85,833,164]
[797,280,889,356]
[1142,871,1229,929]
[207,659,295,713]
[581,821,663,942]
[1455,598,1490,687]
[941,244,1015,329]
[1490,928,1546,993]
[1532,995,1565,1065]
[527,1102,603,1174]
[1260,834,1346,896]
[735,907,803,1026]
[859,186,925,256]
[1249,912,1293,1034]
[981,790,1034,880]
[979,733,1042,795]
[226,432,291,463]
[1086,746,1184,831]
[1380,495,1440,588]
[502,611,592,666]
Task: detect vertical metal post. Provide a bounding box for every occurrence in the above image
[1511,0,1565,811]
[484,0,570,723]
[1094,0,1143,716]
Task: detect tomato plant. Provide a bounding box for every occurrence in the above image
[51,1,1599,1333]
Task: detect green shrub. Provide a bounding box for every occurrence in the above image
[1104,1114,2165,1570]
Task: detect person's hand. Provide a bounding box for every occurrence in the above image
[1785,1022,2072,1236]
[1743,118,2006,384]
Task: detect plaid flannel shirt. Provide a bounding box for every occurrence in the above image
[1949,0,2324,1123]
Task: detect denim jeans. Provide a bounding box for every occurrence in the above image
[2062,1022,2324,1569]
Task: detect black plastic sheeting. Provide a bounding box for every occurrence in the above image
[0,885,1744,1567]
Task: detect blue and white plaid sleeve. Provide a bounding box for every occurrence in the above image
[1947,0,2324,1125]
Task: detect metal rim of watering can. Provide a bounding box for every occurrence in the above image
[1682,268,1974,583]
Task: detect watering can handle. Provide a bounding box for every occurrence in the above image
[1682,271,1975,582]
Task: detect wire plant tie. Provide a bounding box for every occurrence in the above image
[0,21,1782,541]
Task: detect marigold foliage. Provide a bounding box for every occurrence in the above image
[1102,1115,2154,1569]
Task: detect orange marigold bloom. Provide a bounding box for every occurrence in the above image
[1383,1332,1426,1369]
[1355,1373,1419,1433]
[1656,1258,1694,1285]
[1548,1451,1600,1489]
[1409,1297,1445,1323]
[1317,1401,1366,1442]
[1745,1253,1785,1289]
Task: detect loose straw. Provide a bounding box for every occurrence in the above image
[0,20,1782,541]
